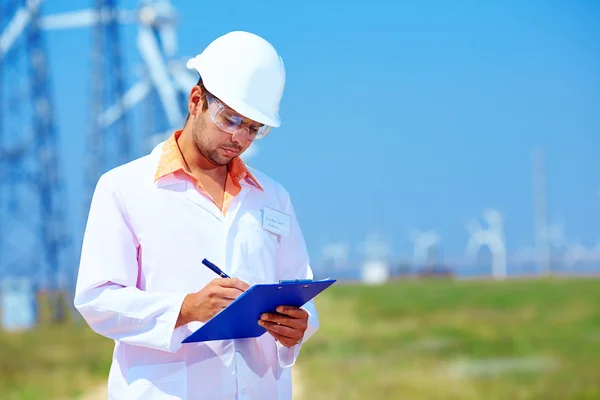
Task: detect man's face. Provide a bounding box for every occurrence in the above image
[190,88,258,166]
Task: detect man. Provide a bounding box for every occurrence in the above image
[74,31,319,399]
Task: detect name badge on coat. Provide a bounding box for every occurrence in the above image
[262,207,291,238]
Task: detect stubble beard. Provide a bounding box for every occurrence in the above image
[192,116,229,166]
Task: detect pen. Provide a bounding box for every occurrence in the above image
[202,258,231,278]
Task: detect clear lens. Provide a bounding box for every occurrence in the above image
[206,94,271,140]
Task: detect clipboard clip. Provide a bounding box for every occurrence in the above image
[278,279,314,284]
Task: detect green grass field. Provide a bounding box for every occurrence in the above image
[0,295,114,400]
[1,278,599,399]
[299,277,600,400]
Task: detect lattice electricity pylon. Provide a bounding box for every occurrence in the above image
[84,0,131,215]
[128,0,189,150]
[0,0,71,318]
[49,0,195,158]
[36,0,197,250]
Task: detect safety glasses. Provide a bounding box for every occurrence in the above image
[206,94,272,140]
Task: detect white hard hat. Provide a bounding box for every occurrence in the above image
[186,31,286,128]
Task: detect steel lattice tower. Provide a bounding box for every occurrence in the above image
[141,22,171,148]
[0,0,71,319]
[85,0,130,211]
[0,1,190,326]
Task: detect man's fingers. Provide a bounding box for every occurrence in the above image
[266,330,286,343]
[216,278,250,292]
[219,287,245,300]
[258,320,299,339]
[215,298,231,310]
[261,323,303,347]
[273,306,308,319]
[264,330,298,347]
[259,312,304,329]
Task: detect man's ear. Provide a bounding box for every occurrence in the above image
[188,85,203,116]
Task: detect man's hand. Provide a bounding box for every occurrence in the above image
[176,278,249,327]
[258,306,308,347]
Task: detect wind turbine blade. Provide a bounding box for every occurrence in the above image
[159,25,177,58]
[0,0,45,58]
[137,26,183,128]
[39,9,137,30]
[40,9,100,30]
[424,232,440,247]
[148,0,178,57]
[98,80,152,128]
[483,208,503,230]
[465,232,483,258]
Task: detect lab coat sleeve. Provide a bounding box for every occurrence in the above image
[274,194,320,368]
[74,172,189,353]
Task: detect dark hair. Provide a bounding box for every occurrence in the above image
[184,77,210,124]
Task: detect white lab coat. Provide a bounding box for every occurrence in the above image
[74,142,319,400]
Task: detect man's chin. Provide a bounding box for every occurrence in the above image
[209,155,232,166]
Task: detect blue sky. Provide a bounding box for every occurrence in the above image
[39,0,600,266]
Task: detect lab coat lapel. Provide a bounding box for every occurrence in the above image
[184,184,224,222]
[155,173,186,190]
[155,174,222,222]
[224,183,251,224]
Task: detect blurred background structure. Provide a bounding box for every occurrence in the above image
[1,0,599,325]
[0,0,71,323]
[0,0,203,325]
[0,1,599,398]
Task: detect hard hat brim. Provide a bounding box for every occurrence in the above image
[186,58,281,128]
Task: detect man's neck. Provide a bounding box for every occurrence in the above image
[177,127,228,182]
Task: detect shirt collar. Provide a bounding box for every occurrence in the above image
[153,130,263,191]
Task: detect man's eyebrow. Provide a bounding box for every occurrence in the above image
[220,99,264,127]
[230,111,263,127]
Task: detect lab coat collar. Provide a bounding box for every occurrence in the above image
[151,139,262,192]
[150,141,260,222]
[151,142,187,189]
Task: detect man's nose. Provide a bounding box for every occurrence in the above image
[231,128,251,145]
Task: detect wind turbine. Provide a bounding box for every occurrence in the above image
[40,0,259,213]
[360,231,391,285]
[544,222,567,249]
[409,228,440,270]
[101,0,261,159]
[38,1,213,152]
[563,241,587,269]
[99,0,189,151]
[465,208,507,279]
[320,241,350,270]
[513,222,566,271]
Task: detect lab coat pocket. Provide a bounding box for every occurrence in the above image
[127,361,187,400]
[237,210,279,279]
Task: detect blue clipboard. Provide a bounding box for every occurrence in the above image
[182,279,336,343]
